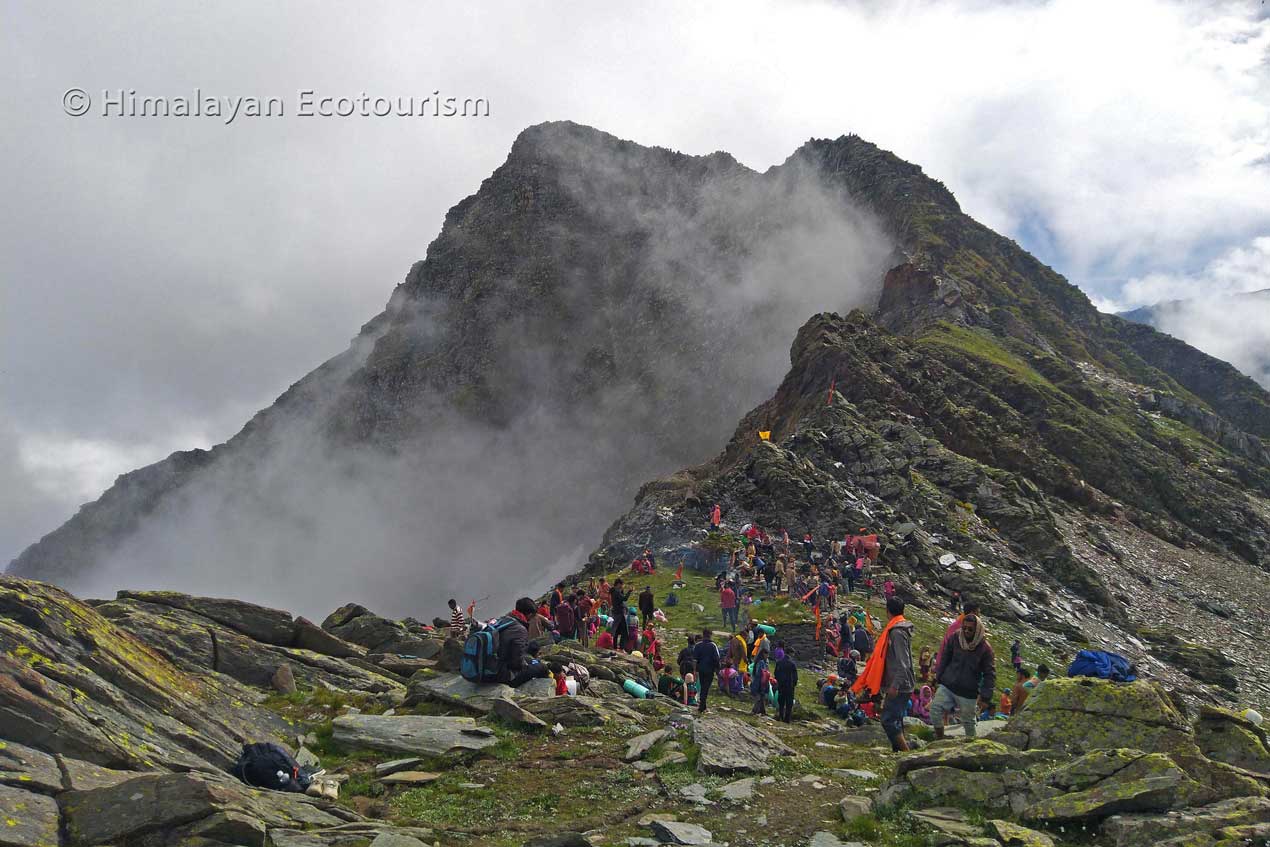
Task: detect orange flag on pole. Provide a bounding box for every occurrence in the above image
[827,376,836,406]
[675,562,684,580]
[814,604,823,641]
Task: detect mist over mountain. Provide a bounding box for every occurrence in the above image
[11,122,1270,627]
[1118,289,1270,388]
[6,122,897,617]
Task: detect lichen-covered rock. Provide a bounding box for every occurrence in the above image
[490,697,549,729]
[115,590,297,646]
[988,819,1054,847]
[95,594,404,695]
[1045,748,1148,792]
[906,765,1011,806]
[624,729,672,762]
[320,605,434,656]
[897,739,1041,776]
[1007,677,1192,753]
[0,740,63,793]
[0,783,60,847]
[0,577,289,771]
[293,617,366,659]
[519,696,609,728]
[1193,706,1270,777]
[1101,796,1270,847]
[59,772,346,846]
[60,757,147,792]
[1024,761,1189,824]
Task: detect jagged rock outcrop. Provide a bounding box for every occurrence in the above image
[92,592,401,695]
[0,577,289,771]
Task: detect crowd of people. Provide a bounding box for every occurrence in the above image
[444,510,1044,746]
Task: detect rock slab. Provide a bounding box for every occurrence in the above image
[331,714,497,757]
[650,820,713,845]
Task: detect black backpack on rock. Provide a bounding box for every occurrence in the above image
[232,742,311,792]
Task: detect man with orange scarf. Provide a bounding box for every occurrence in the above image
[851,596,915,751]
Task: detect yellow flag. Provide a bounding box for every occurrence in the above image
[758,431,771,441]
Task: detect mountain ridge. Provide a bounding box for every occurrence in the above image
[9,122,1270,623]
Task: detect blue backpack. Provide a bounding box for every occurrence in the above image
[461,617,517,683]
[665,591,679,607]
[1067,649,1136,682]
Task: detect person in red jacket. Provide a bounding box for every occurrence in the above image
[709,503,722,531]
[719,581,738,632]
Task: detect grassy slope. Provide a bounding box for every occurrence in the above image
[259,565,1070,846]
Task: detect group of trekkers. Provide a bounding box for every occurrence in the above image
[446,508,1051,747]
[815,596,1052,748]
[664,622,800,721]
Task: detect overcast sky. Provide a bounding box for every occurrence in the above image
[3,0,1269,568]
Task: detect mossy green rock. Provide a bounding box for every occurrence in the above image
[988,819,1056,847]
[906,765,1011,806]
[897,739,1021,776]
[1194,707,1270,776]
[1101,796,1270,847]
[1024,768,1187,824]
[1046,748,1150,792]
[1008,677,1192,753]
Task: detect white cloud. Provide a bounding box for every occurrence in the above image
[1107,235,1270,311]
[4,0,1270,564]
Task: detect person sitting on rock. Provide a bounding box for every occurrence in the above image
[911,684,933,721]
[718,660,742,697]
[930,612,995,739]
[658,672,685,702]
[447,598,467,638]
[495,598,533,686]
[510,641,551,688]
[684,672,699,706]
[821,675,840,709]
[1011,665,1035,713]
[838,650,860,687]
